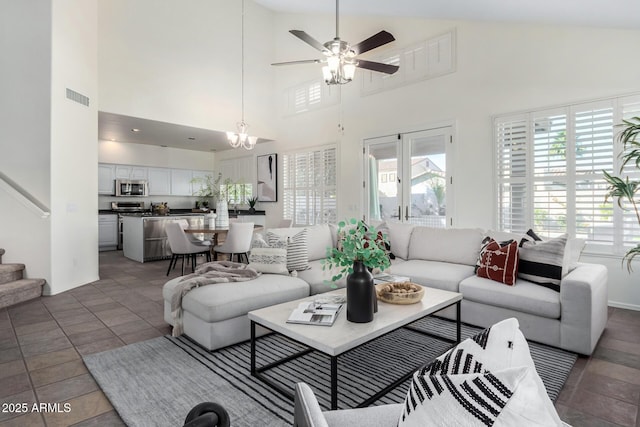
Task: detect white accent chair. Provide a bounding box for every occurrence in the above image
[213,222,254,263]
[166,222,211,276]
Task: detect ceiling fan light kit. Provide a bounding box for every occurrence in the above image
[227,0,257,150]
[272,0,399,85]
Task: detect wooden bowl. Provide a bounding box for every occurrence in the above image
[376,282,425,305]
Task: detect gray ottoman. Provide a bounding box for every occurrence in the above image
[163,274,310,351]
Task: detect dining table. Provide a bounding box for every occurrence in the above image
[184,224,263,256]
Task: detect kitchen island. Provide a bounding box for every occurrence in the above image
[122,214,204,262]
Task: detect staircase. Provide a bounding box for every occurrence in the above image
[0,248,46,309]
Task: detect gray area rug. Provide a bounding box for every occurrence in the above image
[83,317,576,427]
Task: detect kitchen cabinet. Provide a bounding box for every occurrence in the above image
[148,168,171,196]
[98,164,115,195]
[171,169,193,196]
[98,214,118,251]
[115,165,148,180]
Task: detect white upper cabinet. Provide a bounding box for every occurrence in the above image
[170,169,193,196]
[98,164,116,195]
[147,167,171,196]
[115,165,148,180]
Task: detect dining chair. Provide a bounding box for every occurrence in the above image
[277,219,293,228]
[213,222,254,263]
[165,222,211,276]
[175,219,206,244]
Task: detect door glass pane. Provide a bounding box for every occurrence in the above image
[367,142,400,222]
[407,132,447,228]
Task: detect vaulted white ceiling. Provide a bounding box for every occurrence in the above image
[254,0,640,29]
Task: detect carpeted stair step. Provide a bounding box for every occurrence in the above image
[0,263,25,285]
[0,278,46,309]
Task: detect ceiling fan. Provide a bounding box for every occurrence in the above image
[271,0,399,85]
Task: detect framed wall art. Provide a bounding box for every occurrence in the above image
[257,153,277,202]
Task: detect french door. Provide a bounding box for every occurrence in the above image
[364,127,453,227]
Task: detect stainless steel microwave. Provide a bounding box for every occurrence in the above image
[115,179,149,197]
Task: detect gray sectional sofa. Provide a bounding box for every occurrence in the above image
[163,222,608,355]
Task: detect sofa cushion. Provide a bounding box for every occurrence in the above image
[162,274,309,323]
[460,275,561,319]
[389,260,474,292]
[398,318,562,427]
[519,231,567,291]
[305,224,335,261]
[476,238,519,286]
[296,259,346,295]
[408,227,483,266]
[385,222,415,260]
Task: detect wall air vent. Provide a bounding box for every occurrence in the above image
[66,88,89,107]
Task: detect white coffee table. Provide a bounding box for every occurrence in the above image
[247,286,462,410]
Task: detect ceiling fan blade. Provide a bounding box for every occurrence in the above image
[351,30,395,55]
[289,30,331,54]
[271,59,322,66]
[356,59,399,75]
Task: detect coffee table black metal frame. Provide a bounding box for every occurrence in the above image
[250,300,461,410]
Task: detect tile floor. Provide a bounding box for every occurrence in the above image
[0,250,639,426]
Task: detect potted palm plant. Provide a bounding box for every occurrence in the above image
[604,116,640,272]
[322,218,390,323]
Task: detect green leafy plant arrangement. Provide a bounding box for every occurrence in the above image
[190,173,223,207]
[322,218,391,282]
[247,196,258,208]
[603,116,640,272]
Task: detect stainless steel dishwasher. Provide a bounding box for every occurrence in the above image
[143,215,204,261]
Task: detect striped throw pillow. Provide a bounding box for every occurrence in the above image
[267,229,309,272]
[518,230,567,291]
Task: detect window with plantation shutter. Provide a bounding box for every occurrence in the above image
[283,145,337,226]
[495,93,640,255]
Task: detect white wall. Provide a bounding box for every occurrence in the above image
[98,0,276,141]
[0,2,52,283]
[50,0,99,294]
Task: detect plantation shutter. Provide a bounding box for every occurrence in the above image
[494,92,640,255]
[495,115,528,233]
[620,96,640,248]
[283,146,337,226]
[532,110,567,238]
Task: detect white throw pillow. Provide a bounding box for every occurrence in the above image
[248,236,288,275]
[305,224,335,261]
[385,222,415,260]
[398,318,562,427]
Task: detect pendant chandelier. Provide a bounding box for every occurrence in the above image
[226,0,257,150]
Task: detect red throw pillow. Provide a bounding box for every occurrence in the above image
[476,238,519,285]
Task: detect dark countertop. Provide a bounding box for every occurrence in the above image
[99,209,265,216]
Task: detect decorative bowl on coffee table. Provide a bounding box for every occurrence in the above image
[376,282,425,305]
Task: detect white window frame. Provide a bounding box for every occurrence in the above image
[282,144,338,226]
[494,93,640,256]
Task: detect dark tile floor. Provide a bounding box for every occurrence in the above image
[0,251,639,426]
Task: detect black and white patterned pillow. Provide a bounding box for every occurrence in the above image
[267,229,309,272]
[518,230,567,291]
[248,235,288,275]
[398,318,562,426]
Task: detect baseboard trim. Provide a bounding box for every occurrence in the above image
[608,300,640,311]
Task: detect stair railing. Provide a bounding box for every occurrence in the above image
[0,171,50,218]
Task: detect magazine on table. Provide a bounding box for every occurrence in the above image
[286,300,344,326]
[373,273,411,285]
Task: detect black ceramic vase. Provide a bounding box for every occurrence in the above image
[346,261,374,323]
